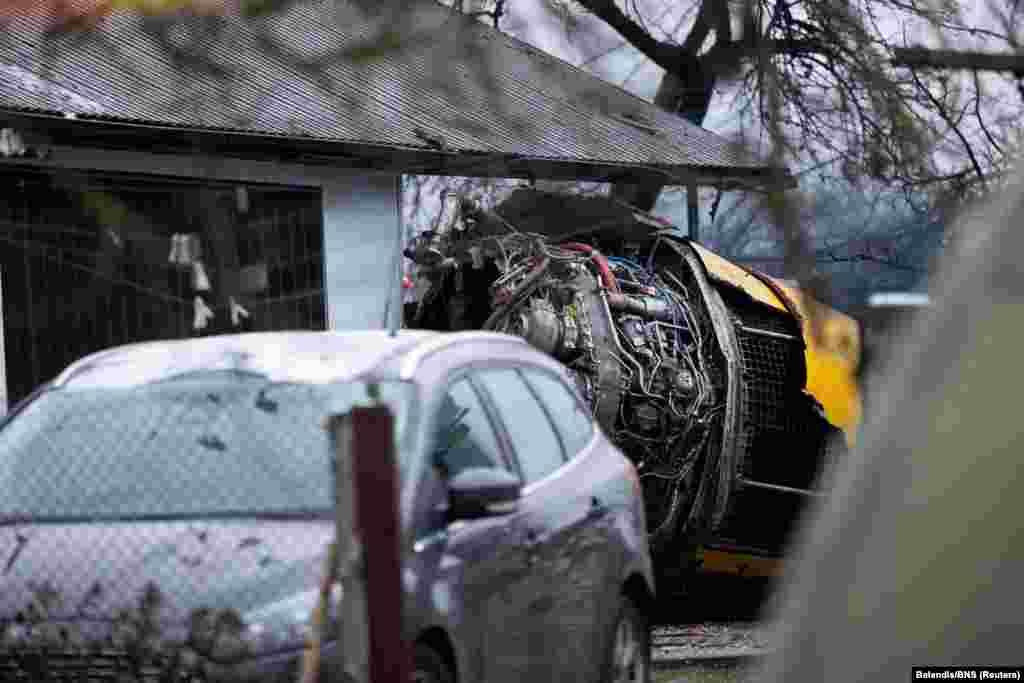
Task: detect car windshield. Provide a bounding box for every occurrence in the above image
[0,371,414,520]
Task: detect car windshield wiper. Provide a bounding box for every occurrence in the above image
[2,528,31,574]
[0,514,33,527]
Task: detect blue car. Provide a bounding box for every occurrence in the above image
[0,330,654,683]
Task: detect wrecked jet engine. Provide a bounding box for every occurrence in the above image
[405,189,850,561]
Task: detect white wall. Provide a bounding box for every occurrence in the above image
[0,145,404,333]
[322,173,404,331]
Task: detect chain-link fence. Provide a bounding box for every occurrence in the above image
[0,346,408,681]
[0,105,404,682]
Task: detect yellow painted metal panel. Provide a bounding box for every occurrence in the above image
[689,242,789,313]
[696,549,784,578]
[772,281,863,444]
[688,241,863,444]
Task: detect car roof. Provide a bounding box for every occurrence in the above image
[53,330,438,389]
[52,330,531,389]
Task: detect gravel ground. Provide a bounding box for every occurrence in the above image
[650,574,780,671]
[652,622,776,662]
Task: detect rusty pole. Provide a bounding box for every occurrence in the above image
[350,404,409,683]
[301,412,365,683]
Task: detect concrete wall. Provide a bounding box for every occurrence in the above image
[0,145,403,332]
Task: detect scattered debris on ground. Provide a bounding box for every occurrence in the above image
[655,661,747,683]
[653,622,776,663]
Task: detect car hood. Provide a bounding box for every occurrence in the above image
[0,519,334,651]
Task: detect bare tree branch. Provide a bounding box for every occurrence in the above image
[907,67,988,190]
[892,47,1024,75]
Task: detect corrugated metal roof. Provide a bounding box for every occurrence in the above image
[489,188,675,240]
[0,0,766,176]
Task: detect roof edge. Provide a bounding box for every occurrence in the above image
[1,109,789,188]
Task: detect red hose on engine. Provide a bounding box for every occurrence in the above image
[559,242,621,293]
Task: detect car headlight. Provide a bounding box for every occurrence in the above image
[232,583,343,658]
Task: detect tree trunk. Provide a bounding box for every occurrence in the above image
[579,0,727,212]
[610,60,714,211]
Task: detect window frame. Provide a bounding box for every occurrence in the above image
[516,365,597,462]
[470,362,574,492]
[426,369,522,482]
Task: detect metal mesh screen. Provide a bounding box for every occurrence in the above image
[0,370,412,680]
[0,168,339,680]
[0,169,326,409]
[735,329,796,435]
[716,289,842,550]
[0,376,338,680]
[716,289,810,484]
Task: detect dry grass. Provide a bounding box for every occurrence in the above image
[654,662,753,683]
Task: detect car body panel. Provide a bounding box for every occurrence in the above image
[536,439,634,683]
[401,336,653,683]
[0,520,334,622]
[54,330,438,389]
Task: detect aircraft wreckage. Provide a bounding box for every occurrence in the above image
[404,189,862,580]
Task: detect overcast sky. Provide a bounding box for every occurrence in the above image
[410,0,1013,289]
[468,0,1022,177]
[495,0,742,130]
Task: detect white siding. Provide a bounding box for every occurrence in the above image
[322,174,403,331]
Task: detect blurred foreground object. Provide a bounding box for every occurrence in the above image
[853,292,931,421]
[759,167,1024,680]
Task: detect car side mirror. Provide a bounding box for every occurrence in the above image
[448,467,521,520]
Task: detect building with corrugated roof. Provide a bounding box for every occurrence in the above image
[0,0,773,409]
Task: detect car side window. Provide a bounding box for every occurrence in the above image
[474,368,566,485]
[520,369,594,458]
[432,379,510,479]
